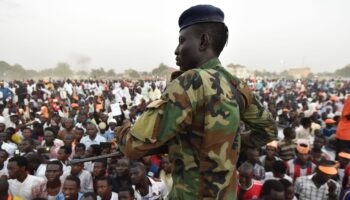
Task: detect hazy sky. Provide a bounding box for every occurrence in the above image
[0,0,349,73]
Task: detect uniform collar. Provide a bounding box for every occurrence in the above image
[199,57,221,70]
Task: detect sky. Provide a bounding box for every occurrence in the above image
[0,0,349,73]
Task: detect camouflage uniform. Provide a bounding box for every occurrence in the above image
[118,58,277,199]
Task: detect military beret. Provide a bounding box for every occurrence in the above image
[179,4,225,30]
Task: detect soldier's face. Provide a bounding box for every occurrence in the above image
[175,26,201,71]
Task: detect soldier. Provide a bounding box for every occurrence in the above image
[118,4,276,199]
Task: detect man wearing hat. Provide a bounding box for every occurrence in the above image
[286,143,316,182]
[295,160,340,200]
[118,4,276,199]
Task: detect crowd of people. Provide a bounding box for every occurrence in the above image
[0,77,350,200]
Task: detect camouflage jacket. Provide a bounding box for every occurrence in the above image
[118,58,277,200]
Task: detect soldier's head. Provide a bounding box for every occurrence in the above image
[238,162,254,190]
[130,161,146,185]
[175,5,228,71]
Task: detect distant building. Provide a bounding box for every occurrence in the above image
[227,64,251,78]
[287,67,312,79]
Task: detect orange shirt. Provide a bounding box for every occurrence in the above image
[336,97,350,140]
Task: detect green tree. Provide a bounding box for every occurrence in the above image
[76,70,88,77]
[151,63,169,77]
[90,68,107,78]
[107,69,116,77]
[53,62,73,78]
[125,69,140,79]
[335,64,350,77]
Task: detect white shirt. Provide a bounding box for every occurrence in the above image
[63,169,94,193]
[99,192,118,200]
[8,174,45,200]
[264,172,293,183]
[0,159,8,177]
[134,177,167,200]
[80,134,106,148]
[110,192,118,200]
[148,88,161,102]
[1,142,17,157]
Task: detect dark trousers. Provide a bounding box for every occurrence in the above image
[336,139,350,157]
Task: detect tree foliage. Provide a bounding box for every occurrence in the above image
[335,64,350,77]
[53,62,73,78]
[90,68,107,78]
[151,63,169,77]
[125,69,140,79]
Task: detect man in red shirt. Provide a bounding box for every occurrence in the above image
[237,162,262,200]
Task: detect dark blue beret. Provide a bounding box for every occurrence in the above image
[179,4,225,30]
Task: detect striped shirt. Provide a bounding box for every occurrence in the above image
[278,139,296,161]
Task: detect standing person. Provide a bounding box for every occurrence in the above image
[117,4,277,199]
[243,148,265,180]
[279,179,297,200]
[294,160,340,200]
[336,96,350,154]
[278,127,297,161]
[259,141,281,172]
[286,143,316,182]
[237,162,262,200]
[260,180,285,200]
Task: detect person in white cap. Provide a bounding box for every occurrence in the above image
[103,118,117,142]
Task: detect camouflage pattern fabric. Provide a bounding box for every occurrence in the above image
[118,58,277,200]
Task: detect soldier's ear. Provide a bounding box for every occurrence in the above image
[199,33,210,51]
